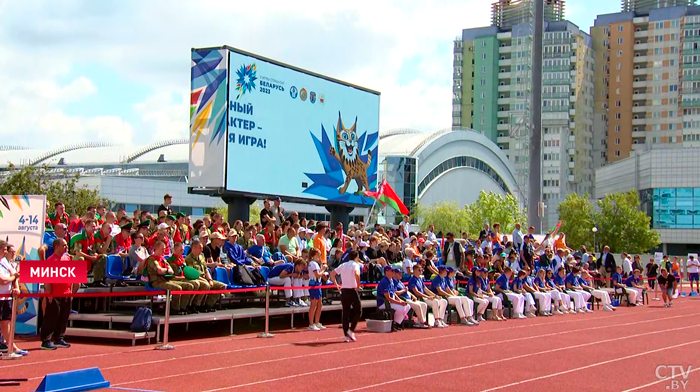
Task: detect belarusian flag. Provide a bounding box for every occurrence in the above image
[363,180,410,217]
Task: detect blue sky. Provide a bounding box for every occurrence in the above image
[0,0,622,149]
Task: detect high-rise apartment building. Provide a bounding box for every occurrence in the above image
[453,0,594,230]
[592,0,699,168]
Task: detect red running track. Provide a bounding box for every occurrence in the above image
[2,298,700,392]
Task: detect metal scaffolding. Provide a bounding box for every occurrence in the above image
[491,0,565,29]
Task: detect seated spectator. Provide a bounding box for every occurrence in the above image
[409,264,448,328]
[565,267,592,313]
[279,227,302,262]
[477,267,505,320]
[128,232,149,276]
[268,260,307,307]
[147,223,172,256]
[377,266,410,331]
[580,270,615,311]
[494,267,526,319]
[545,268,573,314]
[261,221,278,251]
[402,248,416,276]
[467,268,490,321]
[185,239,224,312]
[247,234,282,267]
[39,223,69,260]
[69,219,108,287]
[512,270,538,317]
[611,265,636,305]
[223,231,256,268]
[167,242,206,314]
[624,269,646,306]
[204,232,226,269]
[432,266,477,326]
[146,241,193,315]
[114,223,133,256]
[392,267,428,328]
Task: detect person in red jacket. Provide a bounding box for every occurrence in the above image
[48,202,70,228]
[41,238,78,350]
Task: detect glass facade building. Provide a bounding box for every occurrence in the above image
[652,187,700,229]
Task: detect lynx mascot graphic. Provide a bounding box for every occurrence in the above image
[329,112,372,195]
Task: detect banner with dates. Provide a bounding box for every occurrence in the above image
[0,195,45,335]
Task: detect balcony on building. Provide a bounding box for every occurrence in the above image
[633,53,648,63]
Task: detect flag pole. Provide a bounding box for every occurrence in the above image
[365,198,378,226]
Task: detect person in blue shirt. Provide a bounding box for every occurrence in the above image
[446,267,478,325]
[477,267,505,321]
[494,267,525,318]
[246,234,283,268]
[267,260,307,307]
[431,266,476,326]
[512,270,538,317]
[377,266,410,331]
[612,265,638,305]
[566,267,592,313]
[533,268,558,315]
[409,264,447,328]
[546,268,574,314]
[624,269,645,306]
[223,231,255,267]
[522,266,552,316]
[392,267,428,329]
[467,268,490,322]
[579,270,615,311]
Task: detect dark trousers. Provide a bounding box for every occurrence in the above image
[40,298,72,342]
[341,288,361,336]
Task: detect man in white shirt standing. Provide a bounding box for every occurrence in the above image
[512,223,524,251]
[398,216,410,241]
[621,253,633,277]
[331,250,362,342]
[687,255,700,294]
[427,225,437,243]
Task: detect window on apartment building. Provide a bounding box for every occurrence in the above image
[616,75,620,82]
[615,138,621,145]
[655,22,663,29]
[655,48,662,55]
[618,50,622,57]
[655,35,664,42]
[616,125,621,132]
[618,25,623,32]
[481,92,485,98]
[616,113,621,119]
[482,40,486,47]
[481,104,485,112]
[617,62,621,70]
[482,53,486,60]
[480,118,485,125]
[670,85,678,91]
[616,88,621,94]
[618,37,623,44]
[615,150,621,157]
[616,100,621,107]
[672,20,680,28]
[481,79,486,86]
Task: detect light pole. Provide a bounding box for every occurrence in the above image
[592,227,598,253]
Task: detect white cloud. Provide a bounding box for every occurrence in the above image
[0,0,493,148]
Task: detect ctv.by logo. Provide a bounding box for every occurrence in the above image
[656,365,692,390]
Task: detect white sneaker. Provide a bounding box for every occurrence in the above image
[315,323,326,330]
[308,324,320,331]
[555,309,564,315]
[478,315,486,322]
[603,306,613,312]
[586,308,594,313]
[517,314,528,319]
[526,312,536,318]
[577,309,586,313]
[344,336,353,342]
[347,331,357,342]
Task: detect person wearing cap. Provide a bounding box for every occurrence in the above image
[204,231,226,269]
[173,212,190,245]
[223,231,255,268]
[69,219,108,287]
[565,267,592,313]
[146,240,192,315]
[185,238,223,312]
[512,270,538,317]
[391,267,428,329]
[479,267,505,320]
[376,265,410,330]
[409,263,447,327]
[494,267,526,319]
[167,242,206,314]
[443,266,478,325]
[39,223,69,260]
[467,267,491,322]
[157,194,173,216]
[114,222,133,256]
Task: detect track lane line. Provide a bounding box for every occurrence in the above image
[333,324,700,392]
[620,367,700,392]
[170,314,698,392]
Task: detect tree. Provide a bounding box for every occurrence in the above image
[595,190,660,253]
[0,164,110,216]
[557,192,596,250]
[414,201,470,235]
[464,191,527,236]
[215,201,262,225]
